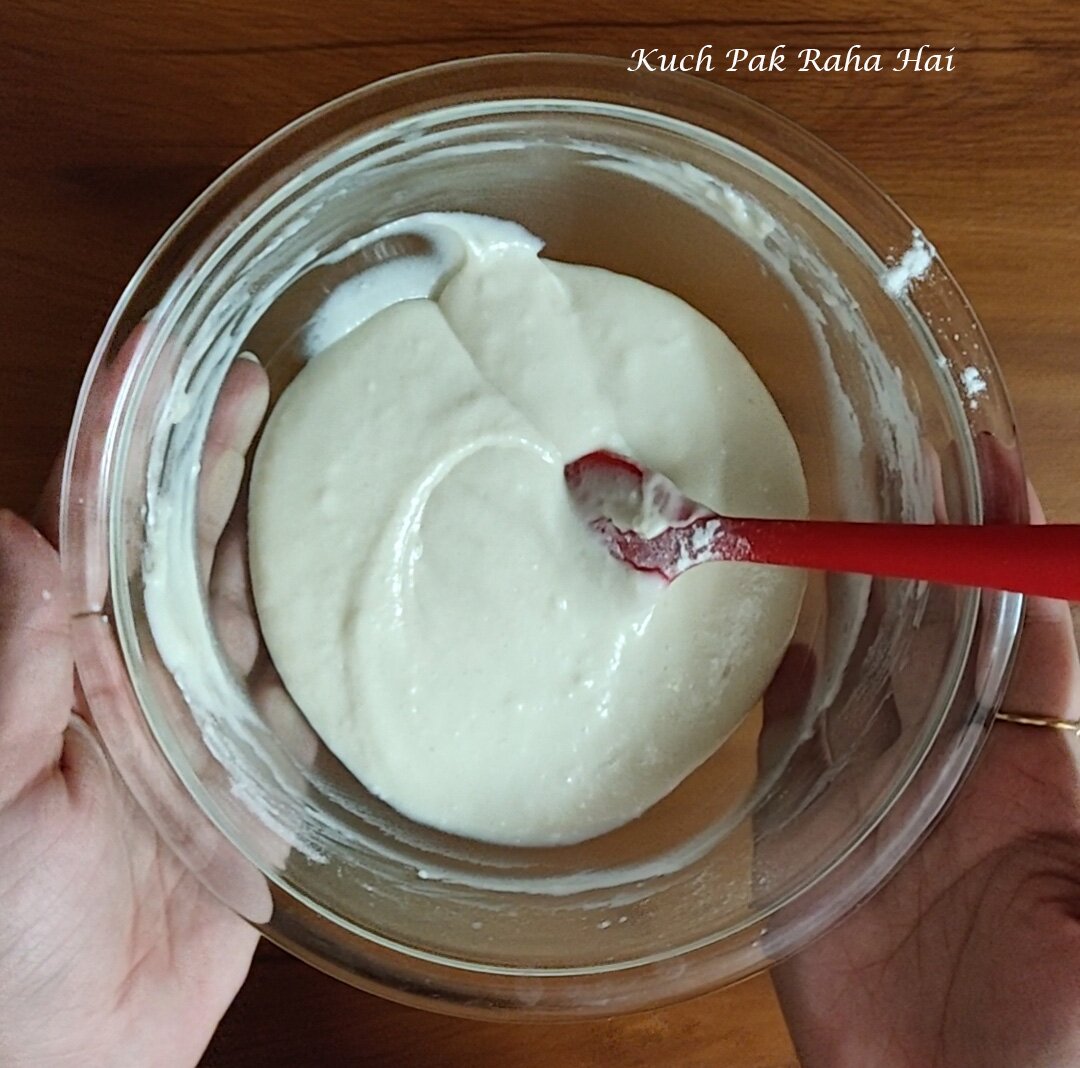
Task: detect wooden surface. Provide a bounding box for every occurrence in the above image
[3,2,1079,1065]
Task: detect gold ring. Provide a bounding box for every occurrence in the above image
[994,710,1080,734]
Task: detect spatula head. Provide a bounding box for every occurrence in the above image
[563,450,718,580]
[563,450,705,532]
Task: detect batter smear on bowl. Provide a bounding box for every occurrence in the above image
[249,213,807,846]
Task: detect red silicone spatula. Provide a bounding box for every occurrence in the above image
[564,450,1080,600]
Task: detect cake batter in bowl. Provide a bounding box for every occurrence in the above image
[61,53,1026,1017]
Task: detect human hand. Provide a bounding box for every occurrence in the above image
[0,354,269,1067]
[774,486,1080,1068]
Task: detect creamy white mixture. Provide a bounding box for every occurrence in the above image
[249,213,807,847]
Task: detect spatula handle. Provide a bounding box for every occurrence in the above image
[724,519,1080,600]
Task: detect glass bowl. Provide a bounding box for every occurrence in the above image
[61,53,1026,1018]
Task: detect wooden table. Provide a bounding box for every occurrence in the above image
[3,3,1078,1065]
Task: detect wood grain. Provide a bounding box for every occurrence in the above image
[2,1,1078,1064]
[202,941,798,1068]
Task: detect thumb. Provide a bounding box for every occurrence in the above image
[986,482,1080,719]
[0,510,74,806]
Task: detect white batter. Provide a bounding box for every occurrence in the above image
[249,213,807,847]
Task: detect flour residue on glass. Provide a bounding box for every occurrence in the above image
[881,230,935,299]
[960,365,988,409]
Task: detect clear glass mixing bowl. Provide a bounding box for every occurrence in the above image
[61,53,1026,1018]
